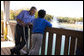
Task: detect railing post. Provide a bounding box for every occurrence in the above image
[41,31,46,55]
[55,34,62,55]
[64,35,70,55]
[47,32,53,55]
[69,36,76,55]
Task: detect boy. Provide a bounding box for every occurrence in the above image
[28,9,52,55]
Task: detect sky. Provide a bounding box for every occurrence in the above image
[1,1,83,18]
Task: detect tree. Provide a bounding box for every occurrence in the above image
[35,11,38,18]
[10,10,15,20]
[57,16,81,23]
[45,14,53,22]
[14,9,23,16]
[79,17,83,22]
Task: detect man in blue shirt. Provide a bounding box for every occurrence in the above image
[10,6,37,55]
[28,10,52,55]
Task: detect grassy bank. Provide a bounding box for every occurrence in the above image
[59,23,83,31]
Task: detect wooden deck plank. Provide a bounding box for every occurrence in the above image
[5,47,11,55]
[1,48,9,55]
[1,48,5,55]
[1,48,6,55]
[1,49,5,55]
[1,40,28,55]
[1,41,14,55]
[1,47,15,55]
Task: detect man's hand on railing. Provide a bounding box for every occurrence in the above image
[21,22,26,27]
[16,19,26,26]
[27,22,33,29]
[27,22,33,25]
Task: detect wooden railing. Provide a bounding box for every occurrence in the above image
[41,27,83,55]
[1,20,83,55]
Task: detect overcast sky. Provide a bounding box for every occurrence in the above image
[1,1,83,18]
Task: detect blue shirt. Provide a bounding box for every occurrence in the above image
[32,18,52,34]
[16,10,35,25]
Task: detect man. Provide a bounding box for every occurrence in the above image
[28,9,52,55]
[10,6,37,55]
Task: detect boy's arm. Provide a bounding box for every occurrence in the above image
[46,20,52,27]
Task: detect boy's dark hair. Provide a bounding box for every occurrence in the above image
[38,9,46,18]
[30,6,37,11]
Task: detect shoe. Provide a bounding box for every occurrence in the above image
[10,49,14,55]
[24,54,28,55]
[14,50,20,55]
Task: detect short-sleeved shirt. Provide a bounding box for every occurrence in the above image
[31,18,52,34]
[16,10,35,25]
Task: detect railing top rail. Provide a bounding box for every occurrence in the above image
[44,27,83,38]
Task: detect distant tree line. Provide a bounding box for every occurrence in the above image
[57,17,83,24]
[1,9,83,24]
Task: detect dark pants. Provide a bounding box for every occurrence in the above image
[12,24,28,53]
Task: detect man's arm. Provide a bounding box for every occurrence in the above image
[16,19,24,24]
[16,10,26,26]
[17,19,26,26]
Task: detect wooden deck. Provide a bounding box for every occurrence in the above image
[1,47,27,55]
[1,40,27,55]
[1,47,12,55]
[1,40,14,55]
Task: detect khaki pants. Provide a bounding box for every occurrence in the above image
[28,34,43,55]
